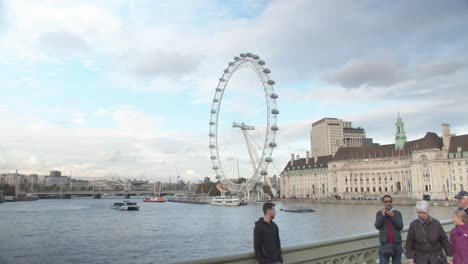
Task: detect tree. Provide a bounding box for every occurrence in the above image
[263,185,274,198]
[196,182,220,196]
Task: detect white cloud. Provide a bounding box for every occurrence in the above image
[71,116,87,125]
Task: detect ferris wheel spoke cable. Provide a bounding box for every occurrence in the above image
[246,126,282,175]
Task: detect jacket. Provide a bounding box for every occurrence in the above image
[405,217,453,264]
[253,217,282,264]
[374,209,404,244]
[450,224,468,264]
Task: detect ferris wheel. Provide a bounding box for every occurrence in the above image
[209,52,279,197]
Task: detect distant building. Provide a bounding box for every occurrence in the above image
[44,176,69,187]
[70,179,89,190]
[311,118,375,157]
[50,170,62,177]
[282,115,468,200]
[0,173,17,185]
[448,132,468,192]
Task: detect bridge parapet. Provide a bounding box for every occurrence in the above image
[177,220,453,264]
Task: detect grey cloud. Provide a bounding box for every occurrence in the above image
[323,58,468,89]
[117,50,201,78]
[324,60,405,88]
[226,0,468,82]
[413,60,467,79]
[39,31,88,55]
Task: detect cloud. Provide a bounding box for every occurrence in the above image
[39,31,88,55]
[324,59,405,88]
[412,60,467,78]
[71,116,87,125]
[324,58,468,89]
[112,106,164,137]
[115,50,201,79]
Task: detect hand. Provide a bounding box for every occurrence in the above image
[386,210,394,217]
[407,260,414,264]
[381,208,386,216]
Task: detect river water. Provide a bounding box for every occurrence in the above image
[0,198,457,264]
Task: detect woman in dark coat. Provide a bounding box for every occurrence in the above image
[405,201,453,264]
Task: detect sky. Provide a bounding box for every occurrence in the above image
[0,0,468,182]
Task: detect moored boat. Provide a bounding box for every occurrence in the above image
[144,182,166,202]
[144,196,166,202]
[284,208,315,213]
[16,194,39,201]
[211,196,240,206]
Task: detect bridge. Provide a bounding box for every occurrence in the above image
[176,220,453,264]
[28,191,177,199]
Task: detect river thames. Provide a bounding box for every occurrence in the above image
[0,198,457,264]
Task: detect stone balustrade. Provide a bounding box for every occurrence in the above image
[178,220,453,264]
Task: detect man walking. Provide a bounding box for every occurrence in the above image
[254,202,282,264]
[455,191,468,215]
[375,195,404,264]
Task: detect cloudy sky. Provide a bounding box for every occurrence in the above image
[1,0,467,182]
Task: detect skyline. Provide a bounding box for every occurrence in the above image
[1,0,468,181]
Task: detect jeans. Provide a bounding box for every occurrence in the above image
[379,243,403,264]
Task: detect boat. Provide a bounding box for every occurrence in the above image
[239,199,248,206]
[144,196,166,202]
[111,200,140,211]
[144,182,166,202]
[211,195,241,206]
[16,194,39,201]
[284,208,315,213]
[166,195,211,204]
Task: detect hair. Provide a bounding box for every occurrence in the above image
[416,201,430,212]
[454,209,468,224]
[381,195,392,202]
[262,202,275,215]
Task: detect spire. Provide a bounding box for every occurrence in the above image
[395,113,407,150]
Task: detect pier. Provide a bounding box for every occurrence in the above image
[178,220,453,264]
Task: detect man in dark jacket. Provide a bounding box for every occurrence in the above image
[254,202,282,264]
[375,195,404,264]
[455,190,468,215]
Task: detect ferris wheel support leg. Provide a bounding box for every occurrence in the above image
[243,130,258,173]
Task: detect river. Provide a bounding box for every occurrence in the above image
[0,198,458,264]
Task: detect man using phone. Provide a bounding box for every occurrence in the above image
[375,195,404,264]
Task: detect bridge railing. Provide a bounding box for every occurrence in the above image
[177,220,453,264]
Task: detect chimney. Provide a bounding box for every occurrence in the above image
[291,154,295,166]
[306,151,310,164]
[314,155,318,164]
[296,155,300,161]
[442,123,451,150]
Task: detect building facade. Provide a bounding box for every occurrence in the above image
[311,118,374,157]
[282,117,468,201]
